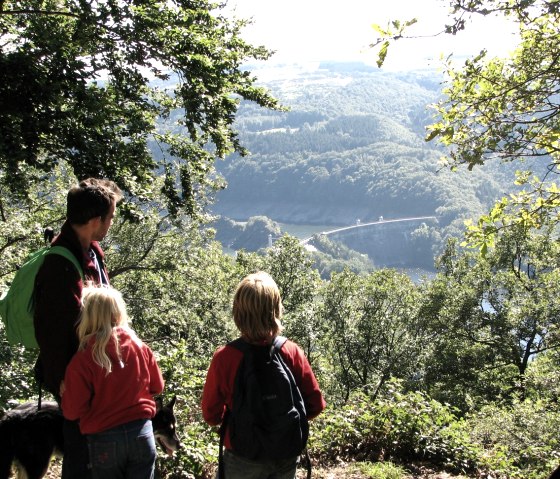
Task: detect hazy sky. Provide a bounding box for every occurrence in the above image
[224,0,519,71]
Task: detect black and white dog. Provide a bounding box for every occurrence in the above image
[0,401,63,479]
[0,396,180,479]
[153,396,181,457]
[549,465,560,479]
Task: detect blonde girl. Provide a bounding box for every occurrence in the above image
[76,285,135,373]
[62,286,164,479]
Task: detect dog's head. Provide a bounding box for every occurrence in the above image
[153,396,181,457]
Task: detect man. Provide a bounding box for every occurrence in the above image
[33,178,123,479]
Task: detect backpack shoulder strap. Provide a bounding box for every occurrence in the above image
[273,335,287,351]
[47,246,85,281]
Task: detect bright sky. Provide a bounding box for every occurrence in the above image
[224,0,519,71]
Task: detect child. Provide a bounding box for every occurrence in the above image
[202,271,326,479]
[61,286,164,479]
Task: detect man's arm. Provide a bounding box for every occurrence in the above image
[33,255,82,396]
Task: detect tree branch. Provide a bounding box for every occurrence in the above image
[0,8,79,18]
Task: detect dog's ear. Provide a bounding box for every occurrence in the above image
[168,395,177,410]
[155,397,163,412]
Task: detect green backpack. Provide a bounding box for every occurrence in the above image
[0,246,84,349]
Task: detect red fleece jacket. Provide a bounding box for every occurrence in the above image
[201,338,326,450]
[62,328,164,434]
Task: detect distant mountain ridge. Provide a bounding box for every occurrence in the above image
[211,62,513,243]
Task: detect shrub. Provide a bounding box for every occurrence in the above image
[309,380,484,475]
[465,398,560,479]
[155,341,217,479]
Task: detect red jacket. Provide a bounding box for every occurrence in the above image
[62,328,164,434]
[34,221,109,397]
[201,338,326,450]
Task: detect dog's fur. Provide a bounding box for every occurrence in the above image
[153,396,181,457]
[549,465,560,479]
[0,396,180,479]
[0,401,63,479]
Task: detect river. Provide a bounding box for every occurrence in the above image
[278,223,436,283]
[221,221,436,283]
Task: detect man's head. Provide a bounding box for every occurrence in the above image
[233,271,283,343]
[66,178,122,224]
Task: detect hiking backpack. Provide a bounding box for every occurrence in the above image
[218,335,310,476]
[0,245,84,349]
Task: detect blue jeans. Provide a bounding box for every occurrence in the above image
[220,449,298,479]
[87,419,156,479]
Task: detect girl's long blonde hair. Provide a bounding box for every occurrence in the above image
[77,285,133,374]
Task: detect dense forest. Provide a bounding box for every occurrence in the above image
[2,1,560,479]
[210,62,541,267]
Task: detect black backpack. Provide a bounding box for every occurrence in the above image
[219,336,310,477]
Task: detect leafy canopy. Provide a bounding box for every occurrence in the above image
[0,0,281,217]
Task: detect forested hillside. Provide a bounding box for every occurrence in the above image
[212,62,519,248]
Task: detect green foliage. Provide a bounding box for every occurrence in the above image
[0,339,41,408]
[0,165,74,281]
[311,382,483,474]
[465,398,560,478]
[213,216,282,252]
[107,217,238,354]
[310,381,560,478]
[422,228,560,410]
[370,18,418,68]
[426,1,560,247]
[308,233,375,278]
[154,343,216,479]
[0,0,281,217]
[321,269,426,401]
[524,352,560,402]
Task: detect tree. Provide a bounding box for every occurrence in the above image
[422,229,560,410]
[322,268,425,402]
[0,0,281,218]
[372,0,560,248]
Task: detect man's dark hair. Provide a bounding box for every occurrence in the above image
[66,178,123,225]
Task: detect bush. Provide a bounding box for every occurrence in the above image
[351,461,408,478]
[0,337,41,409]
[154,341,217,479]
[309,381,484,475]
[465,398,560,479]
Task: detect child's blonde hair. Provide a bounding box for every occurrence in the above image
[233,271,283,343]
[77,285,134,374]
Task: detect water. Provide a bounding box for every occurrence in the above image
[220,220,436,283]
[277,222,435,283]
[278,222,345,240]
